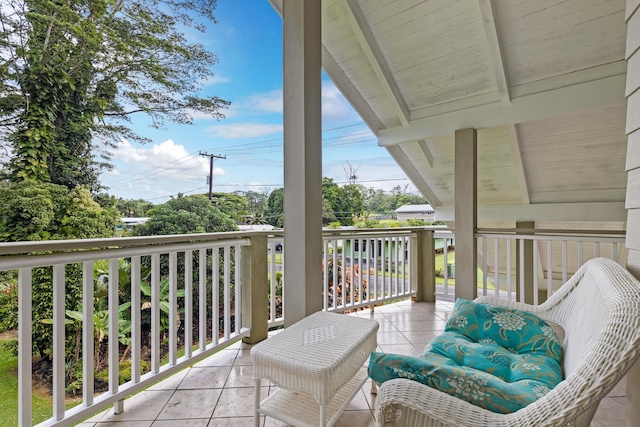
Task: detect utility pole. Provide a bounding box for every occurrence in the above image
[199,151,226,200]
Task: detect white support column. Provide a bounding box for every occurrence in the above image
[282,0,323,326]
[455,128,478,301]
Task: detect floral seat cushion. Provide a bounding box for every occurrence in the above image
[368,299,564,414]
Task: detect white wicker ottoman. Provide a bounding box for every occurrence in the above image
[251,311,379,427]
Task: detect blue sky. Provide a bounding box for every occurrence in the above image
[100,0,409,202]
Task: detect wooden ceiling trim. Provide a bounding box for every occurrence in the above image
[378,74,625,145]
[322,45,384,133]
[417,140,434,168]
[479,0,511,103]
[344,0,411,125]
[385,145,442,206]
[507,124,530,204]
[435,202,627,222]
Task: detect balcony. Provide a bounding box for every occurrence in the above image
[0,227,627,426]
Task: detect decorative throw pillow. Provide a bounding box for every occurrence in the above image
[368,299,563,414]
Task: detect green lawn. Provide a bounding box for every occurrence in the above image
[434,252,491,289]
[0,339,56,426]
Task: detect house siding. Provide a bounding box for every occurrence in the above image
[625,1,640,424]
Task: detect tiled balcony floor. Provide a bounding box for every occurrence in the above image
[80,300,627,427]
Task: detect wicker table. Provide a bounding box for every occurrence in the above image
[251,311,379,427]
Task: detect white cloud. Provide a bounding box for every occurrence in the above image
[206,123,283,139]
[246,89,283,113]
[322,81,358,122]
[201,74,231,86]
[111,139,226,182]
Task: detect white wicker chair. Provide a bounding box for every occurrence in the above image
[374,257,640,427]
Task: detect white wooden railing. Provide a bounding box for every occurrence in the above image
[321,230,416,312]
[476,229,626,303]
[0,233,253,427]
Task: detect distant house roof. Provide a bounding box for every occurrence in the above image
[121,217,149,226]
[395,204,434,214]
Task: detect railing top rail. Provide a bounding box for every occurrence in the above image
[322,231,418,240]
[0,230,270,255]
[476,232,625,243]
[477,228,625,237]
[0,238,251,271]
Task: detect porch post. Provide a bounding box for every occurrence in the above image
[412,229,435,302]
[242,233,268,344]
[515,221,535,304]
[454,128,477,300]
[282,0,323,326]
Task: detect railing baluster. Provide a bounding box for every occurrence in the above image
[18,268,32,427]
[533,240,539,305]
[562,241,568,284]
[358,238,363,303]
[269,241,276,321]
[213,248,219,345]
[506,239,512,300]
[483,236,488,296]
[494,238,499,298]
[519,239,525,304]
[349,238,355,307]
[595,242,601,258]
[151,254,160,373]
[199,249,207,352]
[547,240,552,298]
[234,245,241,334]
[109,258,123,414]
[333,239,338,309]
[612,242,619,262]
[83,261,95,404]
[224,246,231,340]
[131,256,142,380]
[323,240,329,310]
[53,264,65,421]
[443,237,449,296]
[169,252,177,365]
[373,238,379,300]
[184,251,192,359]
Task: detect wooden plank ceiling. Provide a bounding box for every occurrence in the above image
[269,0,629,226]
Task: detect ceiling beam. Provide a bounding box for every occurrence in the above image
[322,46,384,134]
[343,0,410,125]
[417,139,434,168]
[506,124,529,204]
[478,0,511,103]
[385,145,442,206]
[378,75,626,145]
[435,202,627,222]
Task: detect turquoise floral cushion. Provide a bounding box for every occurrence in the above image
[368,299,563,414]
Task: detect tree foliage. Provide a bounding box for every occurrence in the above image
[116,198,154,217]
[265,187,284,227]
[0,179,120,241]
[135,194,237,236]
[364,185,427,214]
[0,0,229,191]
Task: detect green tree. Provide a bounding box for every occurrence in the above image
[135,194,237,236]
[0,180,120,357]
[265,187,284,227]
[0,180,120,241]
[209,192,249,223]
[116,198,154,217]
[0,0,229,191]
